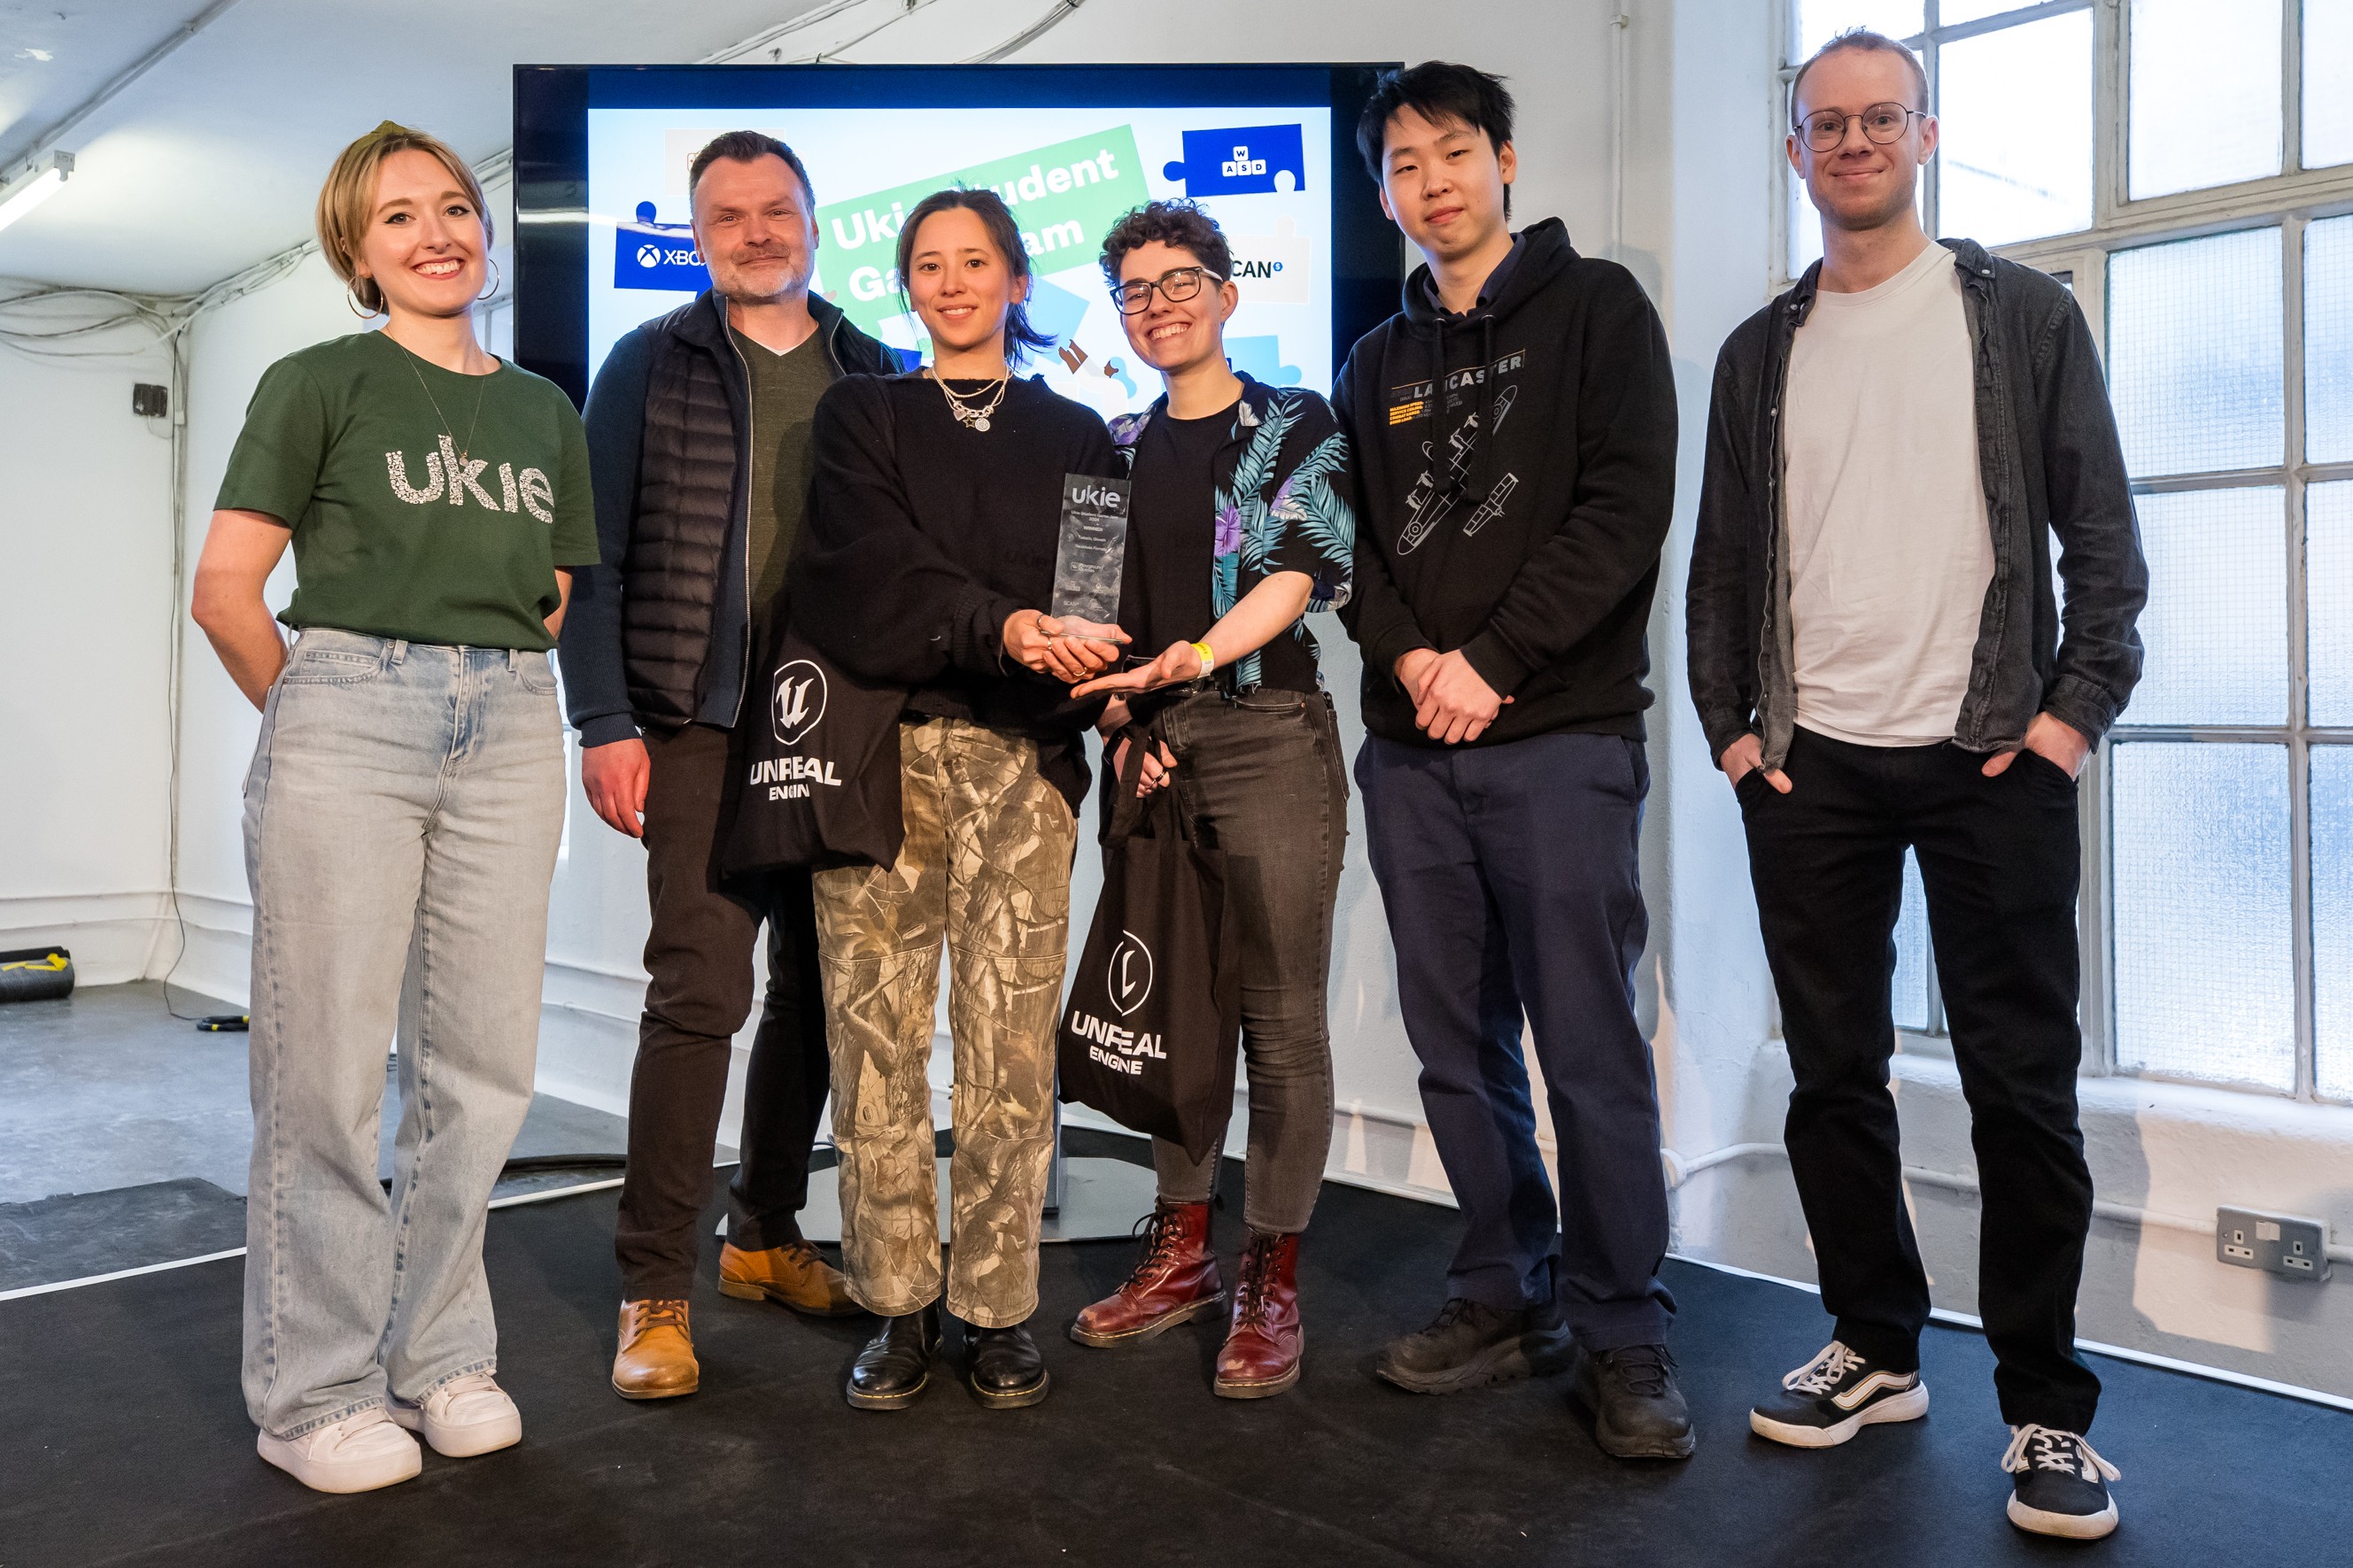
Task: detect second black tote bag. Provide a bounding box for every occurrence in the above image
[1057,722,1242,1164]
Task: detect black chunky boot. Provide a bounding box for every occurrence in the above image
[967,1321,1050,1409]
[845,1304,941,1410]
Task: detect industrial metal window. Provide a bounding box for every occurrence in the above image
[1776,2,2353,1099]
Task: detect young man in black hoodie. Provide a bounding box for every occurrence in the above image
[1337,63,1687,1459]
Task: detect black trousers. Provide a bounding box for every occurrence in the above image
[1738,725,2100,1432]
[615,723,830,1302]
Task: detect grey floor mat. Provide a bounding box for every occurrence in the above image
[0,1177,248,1292]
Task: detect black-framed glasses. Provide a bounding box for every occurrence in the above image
[1111,265,1225,314]
[1796,102,1929,152]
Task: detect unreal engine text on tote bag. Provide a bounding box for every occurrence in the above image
[1057,725,1241,1164]
[719,608,907,879]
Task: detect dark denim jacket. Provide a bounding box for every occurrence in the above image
[1686,239,2148,770]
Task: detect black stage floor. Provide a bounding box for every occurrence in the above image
[3,1133,2345,1568]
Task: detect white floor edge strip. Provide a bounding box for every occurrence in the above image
[0,1176,628,1303]
[1668,1251,2353,1415]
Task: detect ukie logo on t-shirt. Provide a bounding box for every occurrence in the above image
[385,435,555,523]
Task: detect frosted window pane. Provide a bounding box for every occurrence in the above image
[2306,215,2353,464]
[1939,0,2030,21]
[2312,482,2353,727]
[2306,0,2353,170]
[2107,229,2284,476]
[2316,746,2353,1100]
[1938,10,2094,244]
[1794,0,1924,61]
[2125,487,2287,725]
[2129,0,2284,198]
[1892,847,1931,1031]
[1791,177,1824,278]
[2111,742,2295,1090]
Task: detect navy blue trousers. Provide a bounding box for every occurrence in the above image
[1357,730,1674,1352]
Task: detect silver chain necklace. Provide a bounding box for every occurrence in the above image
[928,367,1009,433]
[400,341,492,466]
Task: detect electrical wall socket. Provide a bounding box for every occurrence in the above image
[2217,1207,2331,1283]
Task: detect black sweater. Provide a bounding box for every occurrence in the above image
[1335,218,1678,747]
[787,372,1118,811]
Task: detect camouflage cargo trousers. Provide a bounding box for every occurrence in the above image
[811,717,1076,1327]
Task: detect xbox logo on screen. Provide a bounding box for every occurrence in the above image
[637,243,662,268]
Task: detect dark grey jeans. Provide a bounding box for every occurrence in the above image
[1124,685,1347,1234]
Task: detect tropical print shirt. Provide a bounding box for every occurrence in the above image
[1108,375,1355,692]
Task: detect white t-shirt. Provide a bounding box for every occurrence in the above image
[1783,242,1993,747]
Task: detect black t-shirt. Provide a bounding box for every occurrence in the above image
[1122,405,1226,659]
[1119,398,1323,693]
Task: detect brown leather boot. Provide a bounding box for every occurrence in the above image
[611,1299,699,1401]
[1214,1230,1302,1399]
[717,1239,860,1317]
[1068,1201,1221,1348]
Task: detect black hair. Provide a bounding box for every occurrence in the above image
[1789,29,1930,126]
[1354,61,1517,219]
[1097,198,1235,290]
[687,130,816,206]
[894,187,1056,366]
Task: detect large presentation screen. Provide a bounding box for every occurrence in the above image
[514,65,1402,411]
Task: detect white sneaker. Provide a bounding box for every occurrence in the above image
[388,1372,522,1457]
[256,1409,422,1494]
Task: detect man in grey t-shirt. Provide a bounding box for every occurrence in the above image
[1688,32,2146,1543]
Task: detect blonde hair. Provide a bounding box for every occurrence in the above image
[316,120,491,315]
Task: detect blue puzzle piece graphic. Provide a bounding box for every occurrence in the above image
[614,201,709,292]
[1024,274,1092,344]
[1224,335,1301,387]
[1161,124,1307,197]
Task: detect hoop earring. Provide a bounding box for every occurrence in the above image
[477,257,502,303]
[345,279,379,319]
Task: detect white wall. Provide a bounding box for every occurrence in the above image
[27,0,2351,1402]
[0,291,178,983]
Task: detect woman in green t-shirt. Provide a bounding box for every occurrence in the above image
[191,121,599,1495]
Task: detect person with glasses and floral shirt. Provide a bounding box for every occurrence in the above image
[1064,200,1354,1401]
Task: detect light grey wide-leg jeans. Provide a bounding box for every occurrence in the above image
[239,628,563,1440]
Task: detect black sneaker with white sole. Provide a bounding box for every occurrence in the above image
[2003,1425,2120,1540]
[1748,1340,1930,1448]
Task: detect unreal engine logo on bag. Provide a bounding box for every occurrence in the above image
[749,660,840,800]
[1065,931,1168,1077]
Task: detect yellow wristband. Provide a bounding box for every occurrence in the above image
[1190,641,1216,678]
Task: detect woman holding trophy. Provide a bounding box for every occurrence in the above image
[788,187,1122,1413]
[1064,200,1356,1399]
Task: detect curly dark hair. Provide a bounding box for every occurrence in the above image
[1097,198,1234,292]
[894,187,1056,365]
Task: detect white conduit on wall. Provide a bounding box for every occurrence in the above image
[1661,1142,2353,1264]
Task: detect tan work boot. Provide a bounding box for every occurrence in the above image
[717,1240,861,1317]
[612,1299,699,1401]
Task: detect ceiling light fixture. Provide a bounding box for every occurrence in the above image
[0,151,74,236]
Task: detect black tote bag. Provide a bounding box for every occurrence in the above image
[720,608,909,878]
[1057,722,1242,1164]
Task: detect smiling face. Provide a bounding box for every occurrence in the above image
[692,153,817,305]
[904,205,1026,363]
[1789,44,1937,236]
[353,148,488,321]
[1116,239,1238,378]
[1376,104,1516,265]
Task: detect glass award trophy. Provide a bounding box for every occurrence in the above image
[1049,473,1133,630]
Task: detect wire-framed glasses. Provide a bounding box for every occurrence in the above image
[1111,265,1225,314]
[1797,102,1929,152]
